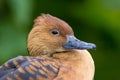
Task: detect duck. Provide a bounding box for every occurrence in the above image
[0,14,96,80]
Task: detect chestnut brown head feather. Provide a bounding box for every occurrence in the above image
[34,14,73,35]
[27,14,74,56]
[0,14,95,80]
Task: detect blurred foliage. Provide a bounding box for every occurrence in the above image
[0,0,120,80]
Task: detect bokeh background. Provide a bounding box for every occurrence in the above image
[0,0,120,80]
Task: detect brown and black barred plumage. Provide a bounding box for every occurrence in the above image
[0,56,61,80]
[0,14,96,80]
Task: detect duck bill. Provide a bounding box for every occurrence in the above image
[63,35,96,50]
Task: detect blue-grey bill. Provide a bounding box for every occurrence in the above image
[63,35,96,50]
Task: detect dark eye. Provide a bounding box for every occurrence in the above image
[51,29,59,35]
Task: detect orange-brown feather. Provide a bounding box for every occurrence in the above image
[28,14,74,56]
[34,14,73,35]
[0,14,95,80]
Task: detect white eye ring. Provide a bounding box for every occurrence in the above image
[51,29,59,35]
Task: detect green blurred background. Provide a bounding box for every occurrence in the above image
[0,0,120,80]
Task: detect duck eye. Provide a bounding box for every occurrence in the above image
[51,29,59,35]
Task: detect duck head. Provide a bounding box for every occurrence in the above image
[27,14,96,56]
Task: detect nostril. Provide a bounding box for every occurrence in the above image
[71,45,74,47]
[68,41,72,43]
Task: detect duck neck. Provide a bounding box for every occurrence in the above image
[52,50,81,60]
[52,49,94,63]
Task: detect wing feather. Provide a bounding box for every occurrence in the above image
[0,56,61,80]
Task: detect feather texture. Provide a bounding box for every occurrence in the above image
[0,56,61,80]
[0,14,96,80]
